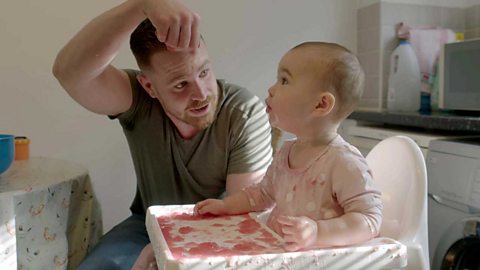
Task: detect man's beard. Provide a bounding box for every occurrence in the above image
[182,95,218,130]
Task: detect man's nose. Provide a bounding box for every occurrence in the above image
[191,81,207,100]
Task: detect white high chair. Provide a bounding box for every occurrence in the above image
[366,136,430,270]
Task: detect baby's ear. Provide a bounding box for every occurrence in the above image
[137,73,157,98]
[313,92,335,117]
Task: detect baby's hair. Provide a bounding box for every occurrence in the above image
[292,42,365,120]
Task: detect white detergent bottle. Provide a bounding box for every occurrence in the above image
[387,40,421,112]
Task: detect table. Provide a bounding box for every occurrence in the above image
[0,157,103,270]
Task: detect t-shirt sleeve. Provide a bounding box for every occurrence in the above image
[227,96,273,174]
[108,69,143,128]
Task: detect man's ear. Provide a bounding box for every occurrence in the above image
[136,73,157,99]
[313,92,335,117]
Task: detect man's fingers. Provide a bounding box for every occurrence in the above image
[165,20,180,48]
[177,24,191,48]
[155,15,200,50]
[189,14,201,49]
[152,18,169,43]
[141,0,201,49]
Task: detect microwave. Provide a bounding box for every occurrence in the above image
[438,38,480,111]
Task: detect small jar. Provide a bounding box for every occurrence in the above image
[15,136,30,160]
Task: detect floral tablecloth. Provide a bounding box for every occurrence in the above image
[0,157,102,270]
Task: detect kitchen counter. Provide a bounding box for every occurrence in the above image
[348,111,480,133]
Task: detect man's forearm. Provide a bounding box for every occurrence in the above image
[53,0,145,87]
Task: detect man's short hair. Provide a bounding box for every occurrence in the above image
[130,19,168,69]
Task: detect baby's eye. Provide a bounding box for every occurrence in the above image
[281,78,289,85]
[199,69,209,78]
[174,81,187,90]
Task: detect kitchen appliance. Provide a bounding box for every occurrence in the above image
[427,137,480,269]
[438,38,480,111]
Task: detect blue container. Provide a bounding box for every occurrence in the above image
[0,134,15,175]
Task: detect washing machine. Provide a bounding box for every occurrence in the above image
[427,137,480,269]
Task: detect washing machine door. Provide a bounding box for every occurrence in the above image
[433,217,480,270]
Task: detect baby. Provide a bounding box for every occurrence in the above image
[195,42,382,251]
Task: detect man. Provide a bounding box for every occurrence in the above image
[52,0,272,269]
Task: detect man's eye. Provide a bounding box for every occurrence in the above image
[199,69,209,78]
[174,82,187,90]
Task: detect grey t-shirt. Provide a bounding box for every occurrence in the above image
[111,69,272,215]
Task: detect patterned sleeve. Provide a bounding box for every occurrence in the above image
[243,158,277,212]
[331,151,383,236]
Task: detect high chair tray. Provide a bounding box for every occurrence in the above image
[146,205,407,270]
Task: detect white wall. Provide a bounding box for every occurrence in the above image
[0,0,357,232]
[358,0,480,8]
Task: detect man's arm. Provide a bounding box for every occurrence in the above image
[52,0,200,116]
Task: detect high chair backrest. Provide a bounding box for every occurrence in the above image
[366,136,429,269]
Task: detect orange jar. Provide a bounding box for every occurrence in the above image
[15,136,30,160]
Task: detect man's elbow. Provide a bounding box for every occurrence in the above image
[52,51,74,87]
[52,56,77,93]
[52,56,65,82]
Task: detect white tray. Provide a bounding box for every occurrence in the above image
[146,205,407,270]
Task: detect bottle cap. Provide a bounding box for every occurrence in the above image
[15,136,30,144]
[455,32,465,42]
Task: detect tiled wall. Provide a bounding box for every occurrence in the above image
[466,4,480,39]
[357,2,477,111]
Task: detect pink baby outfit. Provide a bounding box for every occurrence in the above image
[244,135,383,240]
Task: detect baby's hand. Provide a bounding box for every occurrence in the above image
[277,215,318,251]
[194,199,226,215]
